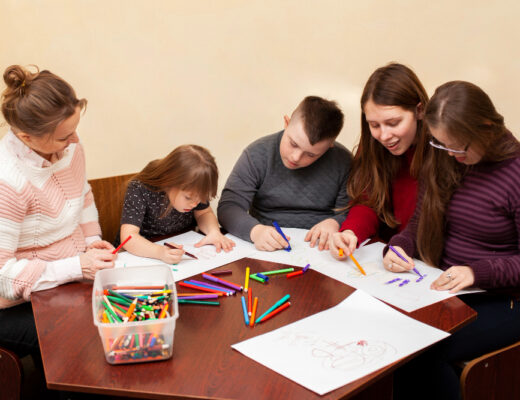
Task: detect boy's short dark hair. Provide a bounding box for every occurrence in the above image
[292,96,344,145]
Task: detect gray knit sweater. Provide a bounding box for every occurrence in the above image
[217,131,352,241]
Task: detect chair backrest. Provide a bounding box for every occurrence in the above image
[460,340,520,400]
[0,347,23,400]
[88,173,135,244]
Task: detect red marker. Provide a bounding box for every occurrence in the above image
[112,235,132,254]
[258,302,291,323]
[286,270,304,278]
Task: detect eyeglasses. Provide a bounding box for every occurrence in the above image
[429,139,469,154]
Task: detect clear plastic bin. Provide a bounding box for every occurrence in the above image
[92,265,178,364]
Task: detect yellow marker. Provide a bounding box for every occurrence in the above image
[244,266,250,292]
[349,254,366,276]
[338,248,344,257]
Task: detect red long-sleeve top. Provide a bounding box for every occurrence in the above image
[340,148,417,244]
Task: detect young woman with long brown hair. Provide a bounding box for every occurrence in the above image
[329,63,429,257]
[119,145,235,264]
[384,81,520,400]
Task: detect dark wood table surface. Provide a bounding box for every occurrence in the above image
[32,257,476,400]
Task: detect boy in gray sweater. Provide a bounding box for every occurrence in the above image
[218,96,352,251]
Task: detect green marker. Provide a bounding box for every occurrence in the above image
[261,268,295,276]
[178,299,220,306]
[255,294,290,324]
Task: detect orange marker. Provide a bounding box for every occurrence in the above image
[125,298,137,320]
[349,254,366,275]
[159,303,169,319]
[250,297,258,327]
[338,248,344,257]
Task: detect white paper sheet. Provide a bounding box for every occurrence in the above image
[232,290,450,395]
[226,228,481,312]
[114,231,251,281]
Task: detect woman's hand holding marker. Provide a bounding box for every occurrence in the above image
[329,230,357,260]
[382,245,415,273]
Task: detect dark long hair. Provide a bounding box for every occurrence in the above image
[417,81,520,265]
[347,63,429,227]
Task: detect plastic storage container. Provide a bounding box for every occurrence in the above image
[92,265,179,364]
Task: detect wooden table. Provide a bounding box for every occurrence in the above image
[32,258,476,399]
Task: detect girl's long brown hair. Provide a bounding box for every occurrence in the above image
[2,65,86,136]
[347,63,429,228]
[131,144,218,205]
[417,81,520,265]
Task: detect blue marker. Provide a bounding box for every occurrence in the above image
[389,245,422,278]
[255,294,290,324]
[272,221,291,251]
[256,273,269,281]
[241,296,250,325]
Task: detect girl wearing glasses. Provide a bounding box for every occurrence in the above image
[329,63,429,257]
[384,81,520,400]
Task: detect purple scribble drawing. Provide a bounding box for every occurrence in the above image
[385,278,401,284]
[416,274,427,283]
[398,279,410,287]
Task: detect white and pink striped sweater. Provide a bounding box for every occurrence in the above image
[0,131,101,309]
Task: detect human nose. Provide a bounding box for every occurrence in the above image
[69,132,79,144]
[380,126,393,141]
[290,149,303,163]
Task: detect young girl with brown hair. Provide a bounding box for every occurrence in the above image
[384,81,520,399]
[0,65,115,360]
[119,145,235,264]
[329,63,429,257]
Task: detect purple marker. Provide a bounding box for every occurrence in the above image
[385,278,401,284]
[187,279,235,294]
[178,294,220,300]
[389,245,423,278]
[398,279,410,287]
[302,264,310,273]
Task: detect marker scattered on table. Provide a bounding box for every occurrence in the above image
[388,245,422,277]
[349,254,366,276]
[244,267,250,292]
[164,242,198,260]
[112,235,132,254]
[272,221,291,251]
[255,294,290,324]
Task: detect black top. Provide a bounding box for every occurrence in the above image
[115,180,208,245]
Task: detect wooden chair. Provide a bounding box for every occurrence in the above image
[0,347,23,400]
[88,173,135,244]
[460,340,520,400]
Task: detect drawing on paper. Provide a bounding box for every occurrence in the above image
[276,329,397,371]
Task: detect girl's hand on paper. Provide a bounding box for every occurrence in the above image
[329,230,357,259]
[305,218,340,251]
[383,246,414,272]
[159,243,184,264]
[194,231,236,253]
[431,266,475,293]
[250,225,291,252]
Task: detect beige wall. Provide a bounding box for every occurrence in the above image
[1,0,519,192]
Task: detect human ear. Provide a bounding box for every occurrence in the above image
[283,115,290,129]
[416,102,425,120]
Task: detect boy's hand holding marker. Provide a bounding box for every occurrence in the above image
[250,224,291,252]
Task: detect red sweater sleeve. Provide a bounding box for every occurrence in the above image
[340,204,379,245]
